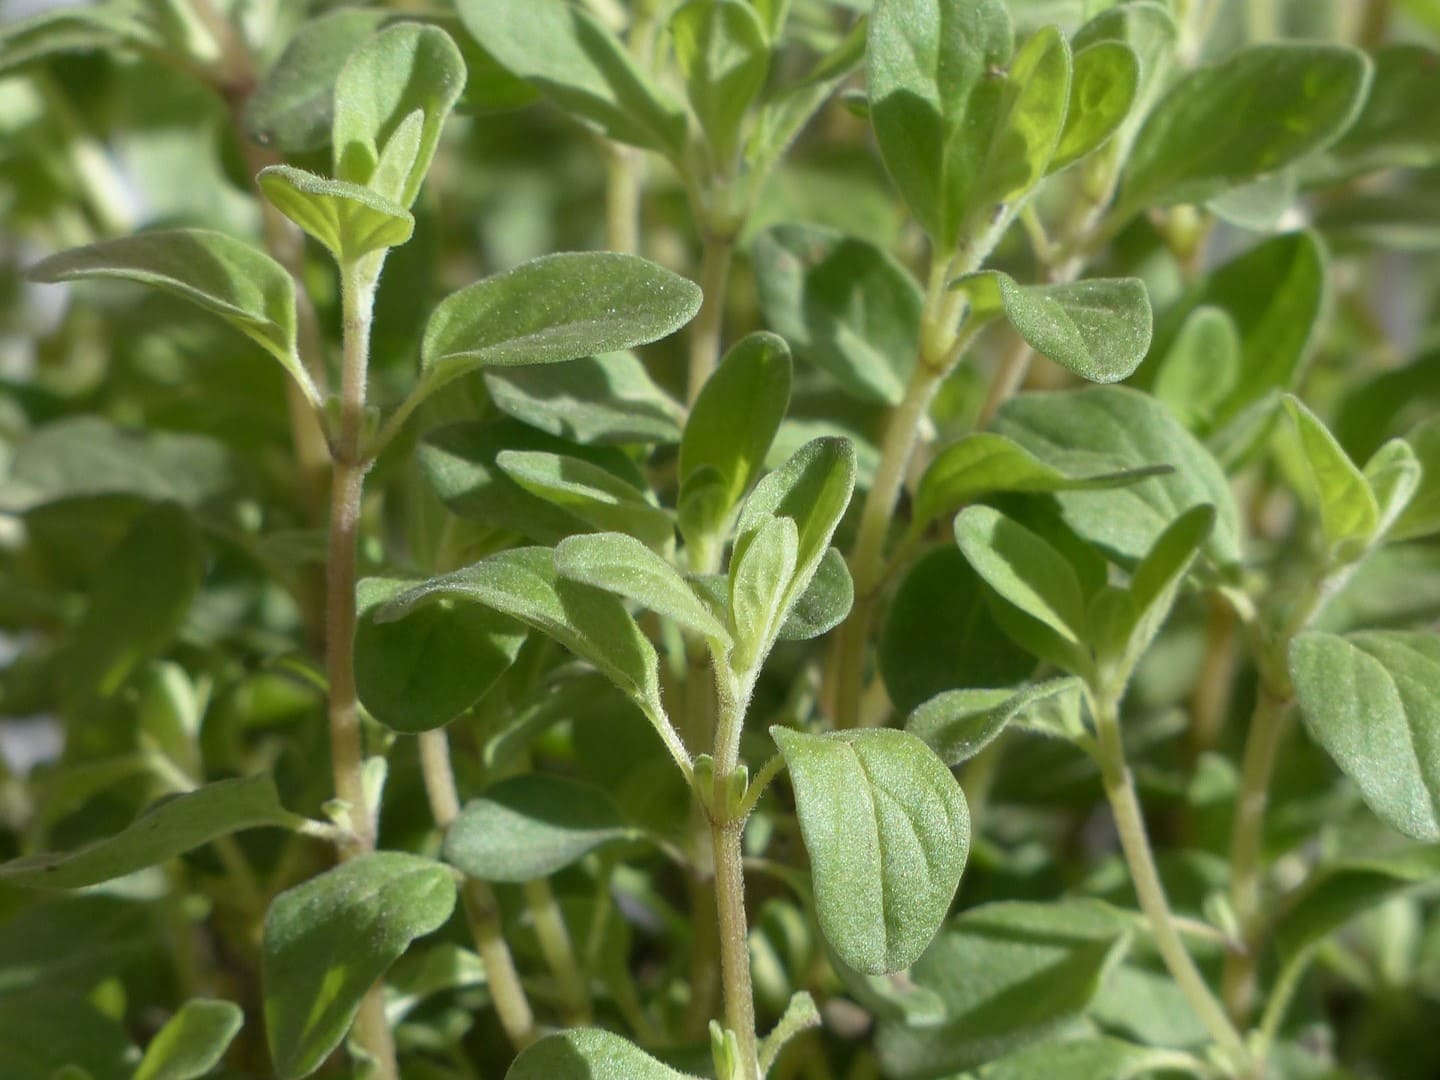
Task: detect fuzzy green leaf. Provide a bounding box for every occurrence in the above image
[671,0,771,163]
[907,677,1083,766]
[1049,40,1138,173]
[1363,438,1423,540]
[1292,631,1440,841]
[681,331,793,517]
[444,774,635,882]
[1118,43,1370,216]
[0,776,295,889]
[506,1028,698,1079]
[730,516,799,670]
[484,352,683,446]
[1391,416,1440,540]
[497,450,674,551]
[984,1037,1204,1080]
[134,1000,244,1080]
[456,0,687,155]
[994,386,1243,571]
[417,253,701,408]
[914,432,1168,530]
[777,546,853,641]
[773,726,970,975]
[752,224,921,405]
[1152,305,1242,431]
[954,272,1151,384]
[332,22,466,208]
[257,166,414,264]
[555,531,731,646]
[381,547,661,714]
[355,576,526,734]
[244,9,390,153]
[263,853,456,1078]
[28,230,313,403]
[1283,395,1379,557]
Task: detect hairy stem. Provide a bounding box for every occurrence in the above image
[687,232,735,405]
[417,729,538,1050]
[1092,692,1254,1076]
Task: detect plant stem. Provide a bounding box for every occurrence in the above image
[605,144,642,254]
[687,231,735,405]
[1189,596,1239,760]
[1091,691,1254,1076]
[523,878,592,1024]
[417,729,538,1050]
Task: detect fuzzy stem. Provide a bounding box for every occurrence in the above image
[417,729,538,1050]
[1091,692,1254,1075]
[687,232,735,405]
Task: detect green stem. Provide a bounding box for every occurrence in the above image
[523,878,592,1024]
[417,729,538,1050]
[687,231,735,405]
[1091,691,1254,1076]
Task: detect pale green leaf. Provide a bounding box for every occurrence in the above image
[0,4,160,76]
[1292,631,1440,841]
[1363,438,1423,540]
[1283,395,1379,557]
[484,351,683,446]
[671,0,771,163]
[729,515,799,670]
[263,853,457,1078]
[1152,305,1241,431]
[134,1000,243,1080]
[1049,40,1138,173]
[1391,416,1440,541]
[773,726,970,974]
[257,166,414,264]
[906,677,1083,766]
[496,449,675,551]
[0,776,295,889]
[1309,44,1440,182]
[506,1028,698,1079]
[983,1037,1204,1080]
[954,505,1087,648]
[777,546,853,641]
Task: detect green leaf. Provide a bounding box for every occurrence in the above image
[1362,438,1423,540]
[670,0,771,163]
[954,505,1088,654]
[735,437,857,610]
[773,726,970,974]
[1071,1,1178,156]
[0,775,295,889]
[506,1028,698,1079]
[1117,43,1371,216]
[443,773,636,882]
[456,0,687,155]
[759,992,822,1076]
[0,4,159,76]
[1391,416,1440,540]
[953,272,1151,384]
[880,548,1036,716]
[1291,631,1440,841]
[244,9,390,153]
[983,1037,1204,1080]
[332,23,467,208]
[906,677,1083,766]
[496,450,675,551]
[680,331,793,518]
[0,896,150,996]
[257,166,414,264]
[0,418,234,514]
[874,900,1132,1079]
[730,515,799,670]
[994,386,1244,571]
[385,943,486,1024]
[0,992,133,1080]
[28,230,313,403]
[555,531,732,647]
[1309,44,1440,182]
[416,252,701,408]
[484,352,683,446]
[866,0,1014,245]
[1273,844,1440,964]
[264,853,457,1079]
[65,502,202,699]
[134,999,244,1080]
[1152,305,1242,431]
[355,576,526,734]
[914,431,1168,530]
[1049,41,1138,173]
[777,546,853,641]
[380,547,661,714]
[751,224,921,405]
[1283,395,1379,557]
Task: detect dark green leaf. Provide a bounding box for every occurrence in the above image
[1291,631,1440,840]
[28,230,312,402]
[332,23,467,209]
[443,773,635,882]
[671,0,771,163]
[1117,43,1370,216]
[456,0,687,154]
[134,999,244,1080]
[257,166,414,264]
[773,726,970,974]
[777,546,853,641]
[355,576,526,734]
[0,775,295,889]
[264,853,457,1079]
[0,992,133,1080]
[680,331,793,517]
[506,1028,698,1079]
[914,432,1167,530]
[244,9,390,153]
[752,224,921,405]
[953,272,1151,384]
[994,386,1244,571]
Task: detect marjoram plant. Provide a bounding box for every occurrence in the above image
[2,0,1439,1077]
